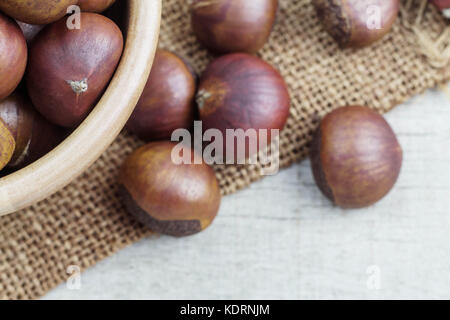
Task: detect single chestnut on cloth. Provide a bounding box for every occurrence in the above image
[313,0,400,48]
[310,106,403,209]
[0,92,64,169]
[26,13,124,127]
[191,0,278,54]
[126,49,196,141]
[0,12,27,100]
[0,0,78,25]
[119,141,221,237]
[196,53,290,162]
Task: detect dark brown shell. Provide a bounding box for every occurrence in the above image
[0,0,78,25]
[119,141,221,237]
[191,0,278,54]
[126,49,196,141]
[197,53,290,161]
[0,13,27,100]
[310,106,403,208]
[26,13,124,127]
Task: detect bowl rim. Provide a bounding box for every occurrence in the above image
[0,0,162,216]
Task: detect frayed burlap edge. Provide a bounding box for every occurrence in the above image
[403,0,450,70]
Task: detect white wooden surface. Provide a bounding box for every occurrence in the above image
[43,88,450,300]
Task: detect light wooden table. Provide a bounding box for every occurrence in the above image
[44,87,450,300]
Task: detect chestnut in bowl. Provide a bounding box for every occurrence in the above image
[191,0,278,54]
[197,53,290,162]
[313,0,400,48]
[0,119,15,171]
[0,12,27,100]
[79,0,117,13]
[119,141,221,237]
[0,0,78,25]
[0,92,64,169]
[126,49,196,141]
[26,12,124,127]
[310,106,403,208]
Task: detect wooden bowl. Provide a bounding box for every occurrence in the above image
[0,0,162,216]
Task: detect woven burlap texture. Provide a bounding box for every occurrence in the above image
[1,0,449,299]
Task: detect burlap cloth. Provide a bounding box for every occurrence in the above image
[0,0,449,299]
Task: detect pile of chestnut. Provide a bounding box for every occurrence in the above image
[0,0,418,237]
[118,0,406,238]
[0,0,122,172]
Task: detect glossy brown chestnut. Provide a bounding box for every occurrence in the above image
[119,141,221,237]
[0,119,15,171]
[0,0,78,25]
[79,0,116,13]
[197,53,290,161]
[310,106,403,208]
[313,0,400,48]
[16,21,45,44]
[0,12,27,100]
[0,92,64,169]
[191,0,278,54]
[126,49,196,141]
[26,13,124,127]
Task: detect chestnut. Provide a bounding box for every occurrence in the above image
[197,53,290,161]
[126,49,196,141]
[0,119,15,171]
[79,0,116,13]
[190,0,278,54]
[310,106,403,209]
[26,13,124,127]
[119,141,221,237]
[0,92,64,169]
[0,12,27,100]
[0,0,78,25]
[313,0,400,48]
